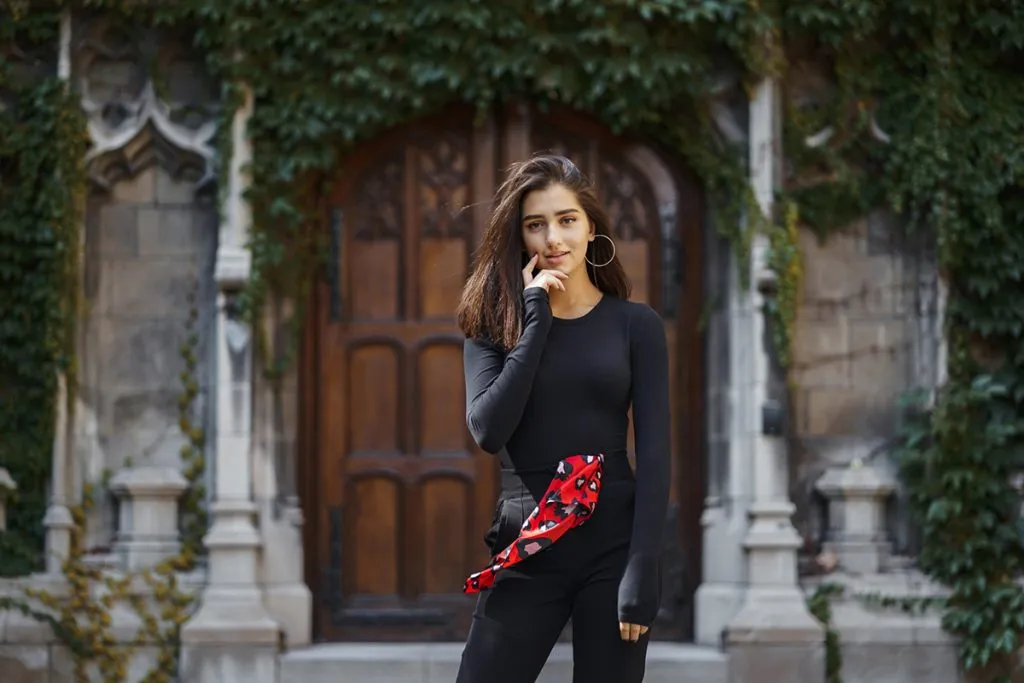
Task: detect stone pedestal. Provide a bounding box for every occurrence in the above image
[726,495,825,683]
[816,459,895,574]
[110,466,188,571]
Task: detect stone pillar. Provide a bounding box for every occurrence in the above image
[725,77,825,683]
[43,372,75,575]
[180,82,280,683]
[262,496,313,648]
[816,458,895,575]
[253,298,313,650]
[692,246,757,647]
[43,10,77,577]
[694,73,780,649]
[110,466,188,571]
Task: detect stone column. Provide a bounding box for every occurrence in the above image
[43,13,77,576]
[249,295,313,649]
[43,373,75,575]
[725,77,825,683]
[694,238,756,646]
[180,82,280,683]
[690,76,762,648]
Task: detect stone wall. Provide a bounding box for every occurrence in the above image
[0,573,202,683]
[76,167,218,551]
[70,15,220,554]
[789,213,942,559]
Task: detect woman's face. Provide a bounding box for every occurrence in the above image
[520,183,595,278]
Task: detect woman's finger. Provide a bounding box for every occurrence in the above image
[618,623,649,643]
[538,272,565,291]
[522,254,539,284]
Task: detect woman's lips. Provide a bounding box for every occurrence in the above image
[545,252,569,262]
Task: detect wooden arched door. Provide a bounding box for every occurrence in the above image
[303,104,705,643]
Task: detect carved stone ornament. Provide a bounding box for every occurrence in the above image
[787,58,891,149]
[705,68,748,145]
[73,16,219,192]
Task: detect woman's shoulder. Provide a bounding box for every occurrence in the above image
[603,296,661,326]
[599,298,665,351]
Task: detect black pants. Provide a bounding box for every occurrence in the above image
[456,474,649,683]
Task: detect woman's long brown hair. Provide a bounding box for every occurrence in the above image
[456,153,631,350]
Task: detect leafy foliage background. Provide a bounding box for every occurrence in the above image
[2,1,1023,680]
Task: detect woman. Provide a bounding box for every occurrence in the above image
[454,153,671,683]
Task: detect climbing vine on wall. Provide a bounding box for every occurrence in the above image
[0,272,206,682]
[180,0,777,375]
[764,198,802,369]
[0,8,88,577]
[783,2,1024,680]
[4,2,1024,682]
[1,9,207,680]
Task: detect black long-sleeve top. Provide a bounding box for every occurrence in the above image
[463,287,671,626]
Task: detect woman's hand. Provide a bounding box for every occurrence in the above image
[522,253,568,292]
[619,622,649,643]
[617,553,659,641]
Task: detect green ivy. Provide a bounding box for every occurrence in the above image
[807,583,845,683]
[764,198,802,369]
[785,2,1024,680]
[176,0,775,374]
[5,2,1024,683]
[0,11,89,576]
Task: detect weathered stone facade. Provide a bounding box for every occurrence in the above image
[78,165,218,554]
[791,214,942,557]
[0,10,967,683]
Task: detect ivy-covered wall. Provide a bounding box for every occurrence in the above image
[2,2,1024,682]
[0,10,87,576]
[72,16,221,553]
[788,213,943,557]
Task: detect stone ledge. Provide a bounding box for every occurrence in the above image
[280,642,728,683]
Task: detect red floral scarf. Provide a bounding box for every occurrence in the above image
[463,453,604,594]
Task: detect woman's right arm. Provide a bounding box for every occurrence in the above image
[463,287,552,454]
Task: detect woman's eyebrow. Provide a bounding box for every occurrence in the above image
[521,208,580,222]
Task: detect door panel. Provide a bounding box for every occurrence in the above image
[313,110,495,641]
[307,105,704,643]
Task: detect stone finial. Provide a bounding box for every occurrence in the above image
[0,467,16,531]
[815,458,896,575]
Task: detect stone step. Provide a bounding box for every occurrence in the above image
[280,642,728,683]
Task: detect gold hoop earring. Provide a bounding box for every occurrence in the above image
[585,233,616,268]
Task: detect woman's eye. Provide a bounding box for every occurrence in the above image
[561,217,576,225]
[528,222,544,231]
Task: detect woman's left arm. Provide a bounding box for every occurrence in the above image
[617,303,672,628]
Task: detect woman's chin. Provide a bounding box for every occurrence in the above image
[543,257,580,275]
